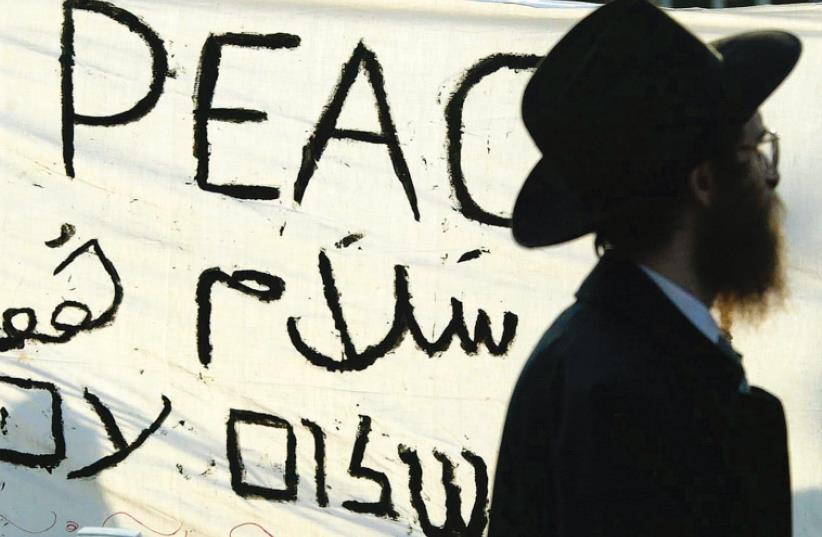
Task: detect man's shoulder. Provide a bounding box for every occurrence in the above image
[521,299,671,394]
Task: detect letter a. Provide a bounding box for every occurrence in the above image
[294,41,419,221]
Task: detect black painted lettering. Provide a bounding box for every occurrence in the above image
[61,0,169,177]
[446,54,541,226]
[301,418,329,507]
[226,409,298,501]
[287,251,404,372]
[287,251,518,372]
[193,33,301,199]
[398,446,489,537]
[67,389,171,479]
[295,41,419,220]
[0,376,65,471]
[342,415,398,518]
[196,268,285,367]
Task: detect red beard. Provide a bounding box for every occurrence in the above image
[694,159,787,332]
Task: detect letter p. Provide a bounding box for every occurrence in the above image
[61,0,168,177]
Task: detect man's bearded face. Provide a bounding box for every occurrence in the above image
[694,115,787,331]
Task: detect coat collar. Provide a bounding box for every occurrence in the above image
[639,264,723,344]
[575,250,745,393]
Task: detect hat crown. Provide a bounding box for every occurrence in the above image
[523,0,723,196]
[512,0,801,248]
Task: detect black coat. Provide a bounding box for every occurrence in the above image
[489,252,791,537]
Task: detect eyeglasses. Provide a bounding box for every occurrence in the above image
[737,130,779,173]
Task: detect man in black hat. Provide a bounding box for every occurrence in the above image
[489,1,801,536]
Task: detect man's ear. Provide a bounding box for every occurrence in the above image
[688,161,716,207]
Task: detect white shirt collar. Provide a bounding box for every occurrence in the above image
[639,265,722,344]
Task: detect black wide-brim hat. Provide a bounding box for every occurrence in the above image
[512,0,801,248]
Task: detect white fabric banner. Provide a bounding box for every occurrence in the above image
[0,1,819,535]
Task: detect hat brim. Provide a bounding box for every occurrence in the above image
[512,30,801,248]
[712,30,802,125]
[512,158,604,248]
